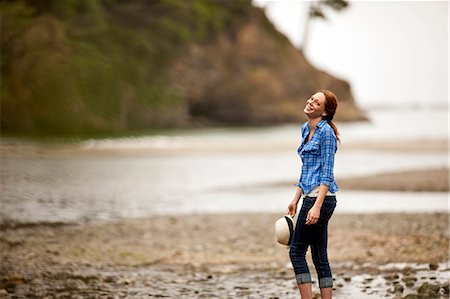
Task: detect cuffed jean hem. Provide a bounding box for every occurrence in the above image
[319,277,333,288]
[295,273,312,285]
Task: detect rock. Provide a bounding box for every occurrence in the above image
[234,286,249,290]
[401,267,413,275]
[8,273,24,284]
[442,282,449,295]
[393,283,404,293]
[402,276,417,288]
[364,277,374,283]
[103,276,116,283]
[402,295,419,299]
[384,273,400,281]
[417,282,440,298]
[429,263,438,270]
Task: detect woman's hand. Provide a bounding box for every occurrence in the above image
[306,205,321,225]
[287,187,302,216]
[287,201,298,217]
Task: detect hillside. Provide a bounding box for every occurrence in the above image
[0,0,366,136]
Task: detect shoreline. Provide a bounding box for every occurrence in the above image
[261,167,449,192]
[337,167,449,192]
[1,137,447,157]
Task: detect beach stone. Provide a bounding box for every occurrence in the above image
[401,267,413,275]
[429,263,438,270]
[384,273,400,281]
[442,282,449,294]
[363,276,374,284]
[8,273,24,285]
[401,295,419,299]
[417,282,440,298]
[393,283,404,293]
[402,276,417,288]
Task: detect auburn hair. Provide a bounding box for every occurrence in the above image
[318,89,340,143]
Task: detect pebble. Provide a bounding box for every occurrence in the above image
[417,282,441,298]
[442,282,449,295]
[384,273,400,281]
[429,263,439,270]
[393,283,404,293]
[402,275,417,288]
[364,277,374,283]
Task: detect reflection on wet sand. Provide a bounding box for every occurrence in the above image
[0,213,448,298]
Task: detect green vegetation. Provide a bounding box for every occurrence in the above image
[1,0,252,135]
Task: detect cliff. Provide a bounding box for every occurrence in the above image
[0,0,366,136]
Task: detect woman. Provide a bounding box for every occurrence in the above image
[287,90,340,299]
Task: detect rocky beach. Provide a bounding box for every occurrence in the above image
[1,211,448,298]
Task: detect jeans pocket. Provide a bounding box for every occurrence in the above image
[298,200,313,223]
[317,202,336,227]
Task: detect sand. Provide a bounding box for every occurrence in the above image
[1,213,448,298]
[338,168,449,192]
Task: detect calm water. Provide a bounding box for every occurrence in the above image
[1,108,448,224]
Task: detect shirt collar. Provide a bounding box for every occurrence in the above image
[317,119,327,129]
[303,119,327,136]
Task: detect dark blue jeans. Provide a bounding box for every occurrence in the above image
[289,196,337,288]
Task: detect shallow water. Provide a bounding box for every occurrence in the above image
[1,108,448,224]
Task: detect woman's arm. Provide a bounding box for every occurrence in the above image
[306,128,337,225]
[288,187,303,216]
[305,184,329,225]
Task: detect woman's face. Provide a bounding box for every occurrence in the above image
[304,92,327,118]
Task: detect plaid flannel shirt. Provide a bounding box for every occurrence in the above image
[295,119,339,194]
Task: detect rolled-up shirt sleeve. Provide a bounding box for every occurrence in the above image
[319,128,337,186]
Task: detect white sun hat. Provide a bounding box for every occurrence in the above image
[274,214,296,246]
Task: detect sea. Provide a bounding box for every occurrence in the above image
[1,108,448,225]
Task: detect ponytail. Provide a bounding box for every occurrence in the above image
[319,89,341,143]
[326,119,340,143]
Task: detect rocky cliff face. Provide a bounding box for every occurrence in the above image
[170,8,366,125]
[1,0,365,136]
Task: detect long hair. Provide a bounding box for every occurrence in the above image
[319,89,340,143]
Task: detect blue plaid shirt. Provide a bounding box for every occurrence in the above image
[296,120,339,194]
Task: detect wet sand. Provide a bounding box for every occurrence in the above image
[338,168,449,192]
[1,213,448,298]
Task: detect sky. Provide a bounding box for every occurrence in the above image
[252,0,449,109]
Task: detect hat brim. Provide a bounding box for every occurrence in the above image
[275,215,295,246]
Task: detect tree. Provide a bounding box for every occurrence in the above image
[301,0,349,52]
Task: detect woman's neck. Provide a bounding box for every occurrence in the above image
[307,117,323,130]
